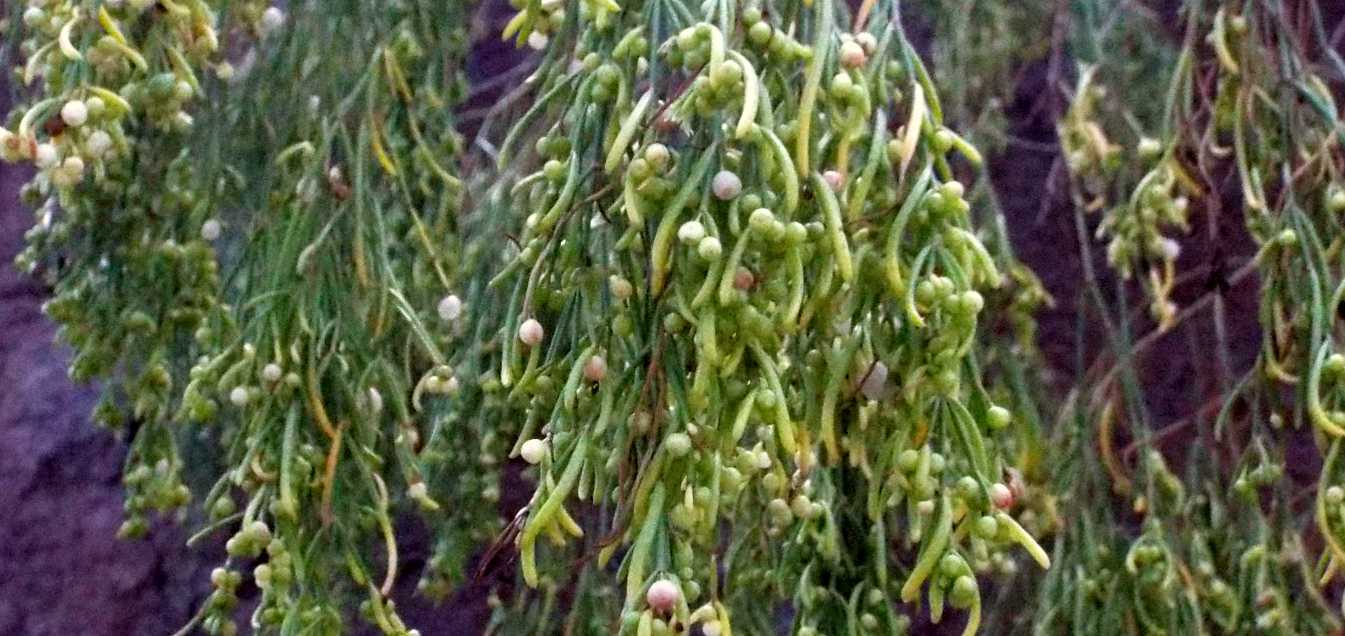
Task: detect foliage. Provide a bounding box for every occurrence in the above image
[4,0,1345,635]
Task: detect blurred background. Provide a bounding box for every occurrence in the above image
[1,1,1341,634]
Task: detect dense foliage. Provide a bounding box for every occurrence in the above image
[3,0,1345,634]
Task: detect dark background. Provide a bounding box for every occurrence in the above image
[3,1,1342,633]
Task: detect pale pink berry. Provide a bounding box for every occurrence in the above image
[823,170,845,192]
[518,318,545,346]
[839,41,866,68]
[860,361,888,400]
[583,355,607,382]
[646,579,680,613]
[712,170,742,201]
[733,268,755,291]
[990,482,1014,509]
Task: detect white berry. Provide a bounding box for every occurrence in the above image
[367,387,384,414]
[229,386,250,407]
[260,7,286,36]
[518,318,545,346]
[711,170,742,201]
[697,236,722,260]
[677,220,706,244]
[437,294,463,322]
[61,100,89,127]
[520,438,547,465]
[34,143,58,169]
[201,219,222,241]
[86,130,112,158]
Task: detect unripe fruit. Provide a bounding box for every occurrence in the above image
[644,143,670,170]
[987,405,1012,430]
[665,432,692,457]
[697,236,722,260]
